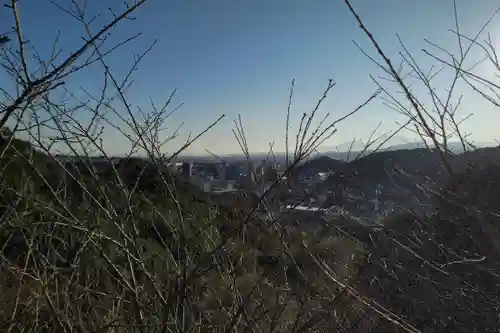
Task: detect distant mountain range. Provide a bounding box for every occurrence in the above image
[315,140,497,161]
[179,140,498,163]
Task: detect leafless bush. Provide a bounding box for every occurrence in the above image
[336,1,500,332]
[0,1,377,332]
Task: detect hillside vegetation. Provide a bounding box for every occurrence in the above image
[2,130,500,332]
[316,146,500,195]
[0,133,371,332]
[355,163,500,332]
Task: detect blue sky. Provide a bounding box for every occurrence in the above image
[2,0,500,155]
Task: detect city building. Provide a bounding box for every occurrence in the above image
[181,162,192,177]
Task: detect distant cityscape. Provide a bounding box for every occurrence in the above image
[57,143,475,227]
[168,156,400,226]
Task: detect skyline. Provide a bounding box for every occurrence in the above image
[2,0,500,155]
